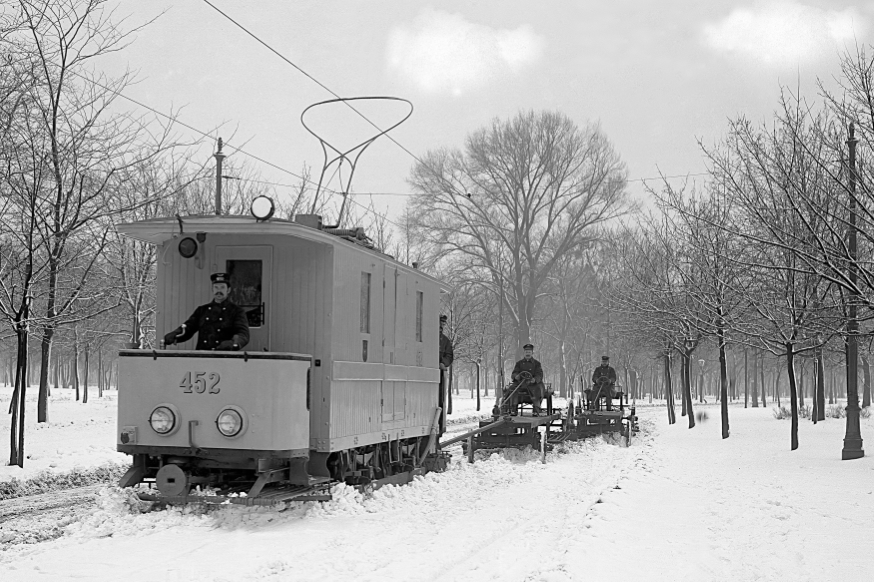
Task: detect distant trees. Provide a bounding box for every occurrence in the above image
[409,110,628,358]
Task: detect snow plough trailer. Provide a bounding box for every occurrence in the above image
[451,388,638,463]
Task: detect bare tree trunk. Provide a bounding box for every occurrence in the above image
[98,350,103,398]
[718,327,730,439]
[73,341,80,402]
[82,345,89,404]
[812,356,819,422]
[683,351,696,429]
[483,351,489,397]
[760,351,767,407]
[816,352,826,422]
[799,361,805,407]
[775,367,781,407]
[751,350,759,407]
[828,370,834,405]
[862,354,871,408]
[9,329,28,467]
[664,350,676,425]
[744,349,749,408]
[52,351,59,391]
[37,330,52,423]
[786,344,799,450]
[680,355,687,417]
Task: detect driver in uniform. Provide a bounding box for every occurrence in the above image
[163,272,250,351]
[506,343,545,416]
[589,355,617,409]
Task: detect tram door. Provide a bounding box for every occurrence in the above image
[381,265,404,422]
[215,245,272,352]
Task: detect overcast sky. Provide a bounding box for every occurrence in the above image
[101,0,871,222]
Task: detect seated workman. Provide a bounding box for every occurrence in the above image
[505,343,545,416]
[587,355,617,410]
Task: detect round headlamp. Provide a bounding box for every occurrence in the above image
[216,407,244,437]
[250,195,275,221]
[149,406,176,435]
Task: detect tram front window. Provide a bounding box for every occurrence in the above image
[226,259,263,327]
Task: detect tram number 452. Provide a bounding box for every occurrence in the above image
[179,371,221,394]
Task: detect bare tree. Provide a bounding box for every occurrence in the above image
[409,110,628,357]
[702,96,845,449]
[1,0,185,428]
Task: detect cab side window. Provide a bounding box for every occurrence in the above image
[415,290,423,342]
[360,272,371,333]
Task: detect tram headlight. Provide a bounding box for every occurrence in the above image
[149,406,176,435]
[216,407,245,437]
[250,195,275,221]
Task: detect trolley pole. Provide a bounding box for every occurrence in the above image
[843,123,864,460]
[214,137,225,215]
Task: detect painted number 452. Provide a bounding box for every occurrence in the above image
[180,371,221,394]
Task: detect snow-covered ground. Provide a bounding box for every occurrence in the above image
[0,387,128,482]
[2,388,873,582]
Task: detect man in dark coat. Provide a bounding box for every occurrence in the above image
[506,343,545,416]
[438,315,454,434]
[589,355,617,409]
[164,272,250,351]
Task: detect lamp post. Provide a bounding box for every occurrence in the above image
[475,358,481,411]
[843,123,864,460]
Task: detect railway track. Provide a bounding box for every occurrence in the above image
[0,414,490,546]
[0,485,106,546]
[0,484,104,522]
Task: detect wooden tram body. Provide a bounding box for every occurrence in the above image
[116,213,447,503]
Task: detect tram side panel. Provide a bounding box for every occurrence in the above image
[318,245,441,453]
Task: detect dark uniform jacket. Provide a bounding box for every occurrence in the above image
[439,333,454,369]
[512,357,543,385]
[172,300,250,350]
[591,364,617,386]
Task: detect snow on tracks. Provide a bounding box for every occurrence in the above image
[0,426,649,582]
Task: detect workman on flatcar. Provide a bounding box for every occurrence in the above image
[589,355,617,409]
[163,272,250,351]
[438,315,454,434]
[506,343,545,416]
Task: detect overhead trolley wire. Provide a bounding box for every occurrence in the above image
[67,4,713,229]
[201,0,430,171]
[200,1,712,198]
[65,69,407,227]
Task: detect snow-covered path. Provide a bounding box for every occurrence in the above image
[2,403,873,582]
[563,406,874,582]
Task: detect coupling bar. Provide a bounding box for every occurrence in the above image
[439,418,508,449]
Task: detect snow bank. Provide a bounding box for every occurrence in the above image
[2,392,873,582]
[0,387,128,482]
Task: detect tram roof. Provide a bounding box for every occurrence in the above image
[116,214,448,288]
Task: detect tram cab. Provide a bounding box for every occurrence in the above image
[115,205,446,496]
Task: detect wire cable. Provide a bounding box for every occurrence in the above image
[65,69,406,227]
[201,0,431,171]
[200,1,710,199]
